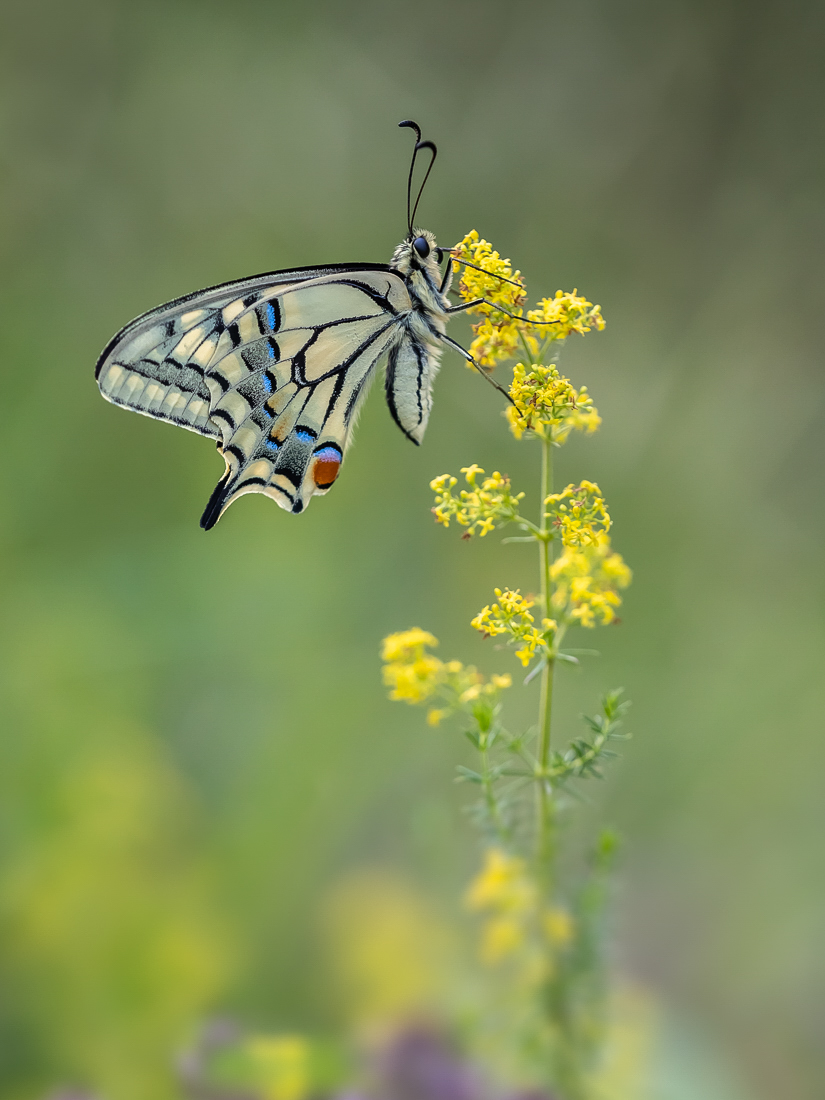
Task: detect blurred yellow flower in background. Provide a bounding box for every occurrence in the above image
[320,869,456,1028]
[466,849,535,915]
[244,1035,309,1100]
[551,536,632,628]
[381,629,443,703]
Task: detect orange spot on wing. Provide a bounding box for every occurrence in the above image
[313,454,341,489]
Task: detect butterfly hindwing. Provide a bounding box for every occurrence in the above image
[204,272,410,523]
[384,336,441,445]
[96,264,422,526]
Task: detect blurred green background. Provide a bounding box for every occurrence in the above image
[1,0,824,1097]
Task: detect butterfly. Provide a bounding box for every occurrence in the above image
[96,121,512,529]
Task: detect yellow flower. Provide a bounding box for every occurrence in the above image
[562,401,602,440]
[382,631,511,718]
[514,628,545,667]
[525,289,605,341]
[507,363,600,443]
[550,534,632,627]
[472,588,534,632]
[245,1035,309,1100]
[450,234,604,381]
[545,480,611,548]
[381,629,443,703]
[466,848,535,913]
[382,655,443,704]
[381,627,438,663]
[543,907,575,947]
[472,588,552,667]
[451,232,525,310]
[480,916,524,964]
[430,466,524,537]
[450,231,527,369]
[601,550,633,588]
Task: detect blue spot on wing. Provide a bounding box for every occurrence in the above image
[266,302,276,329]
[265,439,280,452]
[295,429,315,444]
[314,445,343,461]
[262,372,274,393]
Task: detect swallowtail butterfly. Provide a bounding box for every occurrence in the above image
[95,122,507,529]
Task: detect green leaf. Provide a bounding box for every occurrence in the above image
[523,657,547,685]
[602,688,630,721]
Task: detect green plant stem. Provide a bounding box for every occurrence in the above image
[480,733,508,843]
[536,432,555,866]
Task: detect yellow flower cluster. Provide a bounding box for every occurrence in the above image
[243,1035,309,1100]
[431,465,525,537]
[506,362,601,442]
[451,231,526,313]
[381,629,511,726]
[451,233,605,383]
[550,535,632,628]
[542,907,575,947]
[466,849,576,965]
[545,480,611,548]
[471,588,556,667]
[451,231,526,368]
[381,628,443,704]
[465,848,536,964]
[526,290,605,341]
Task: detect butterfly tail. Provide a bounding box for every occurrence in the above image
[200,473,232,530]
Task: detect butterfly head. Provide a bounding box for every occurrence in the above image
[389,228,444,280]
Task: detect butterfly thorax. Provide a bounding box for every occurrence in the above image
[389,228,451,338]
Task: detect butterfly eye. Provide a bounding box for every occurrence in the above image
[434,247,443,263]
[413,235,430,259]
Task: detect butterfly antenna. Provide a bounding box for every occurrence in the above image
[410,140,437,229]
[399,120,421,234]
[398,120,437,236]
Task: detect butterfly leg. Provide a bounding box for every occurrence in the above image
[438,256,454,295]
[445,297,535,320]
[445,298,557,329]
[445,297,485,314]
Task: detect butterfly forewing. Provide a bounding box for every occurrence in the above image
[96,263,421,526]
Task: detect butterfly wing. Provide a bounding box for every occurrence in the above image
[96,264,413,526]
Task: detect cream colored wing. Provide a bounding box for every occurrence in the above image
[384,335,442,445]
[95,265,413,527]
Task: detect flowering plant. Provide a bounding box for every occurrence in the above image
[382,232,632,1100]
